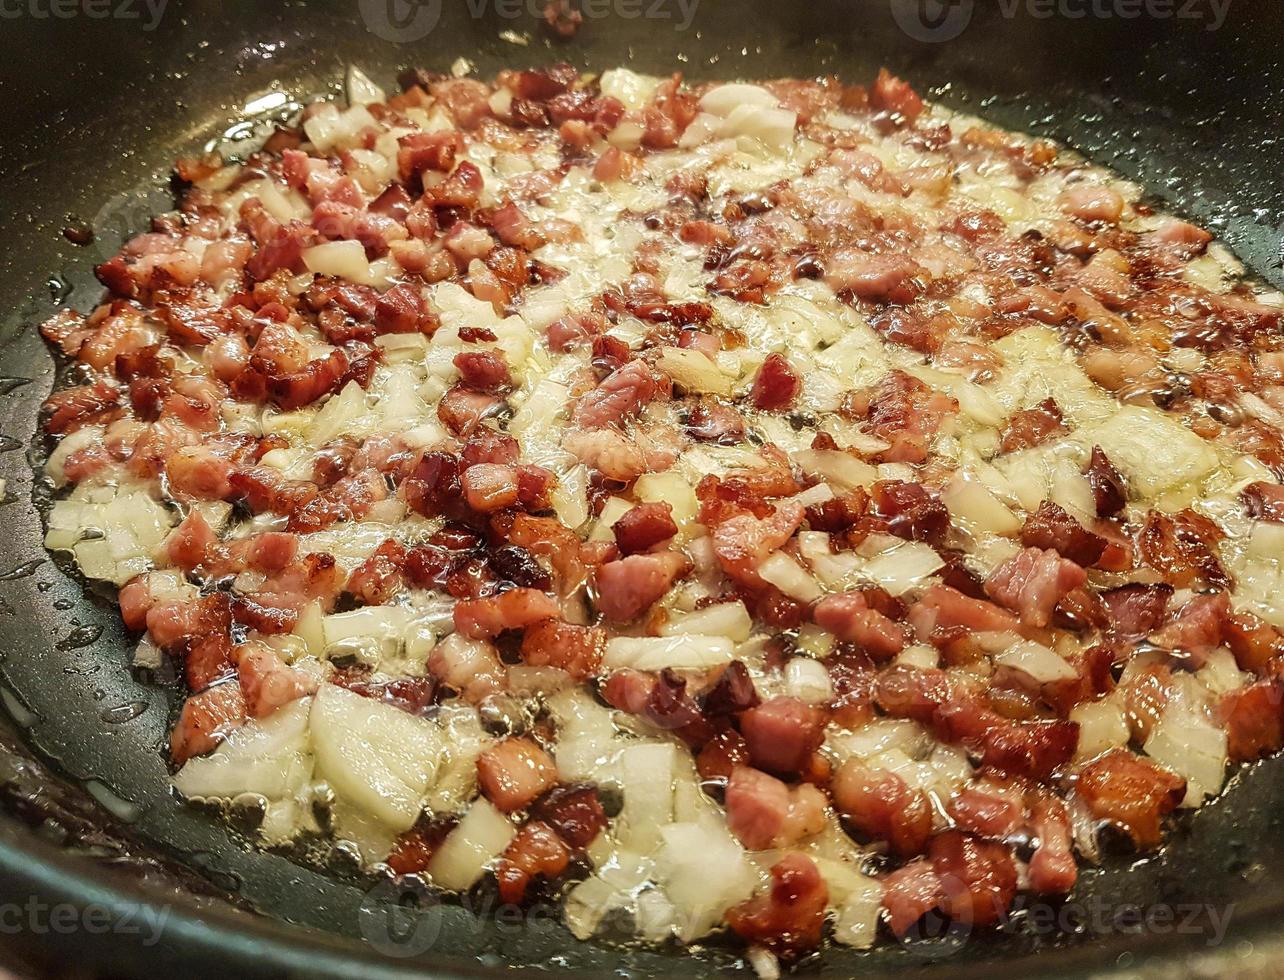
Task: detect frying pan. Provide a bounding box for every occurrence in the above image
[0,0,1282,975]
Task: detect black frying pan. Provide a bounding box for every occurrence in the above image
[0,1,1282,975]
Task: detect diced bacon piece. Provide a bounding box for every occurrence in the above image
[981,719,1079,781]
[593,551,692,623]
[43,380,121,435]
[494,820,571,904]
[427,636,505,703]
[396,130,464,179]
[1243,481,1284,523]
[712,501,805,590]
[437,385,505,437]
[1059,183,1125,223]
[740,696,825,777]
[530,784,607,849]
[454,349,512,393]
[386,817,454,875]
[908,585,1019,640]
[697,729,751,781]
[346,539,406,606]
[870,68,924,123]
[832,759,932,857]
[612,502,678,554]
[685,400,746,444]
[725,853,828,959]
[462,463,521,513]
[825,249,923,303]
[1219,679,1284,762]
[1027,793,1077,894]
[1223,610,1284,676]
[999,398,1066,453]
[1020,501,1107,567]
[234,643,318,718]
[881,859,943,937]
[571,360,671,429]
[985,547,1087,628]
[602,669,712,747]
[477,737,559,813]
[1149,592,1230,665]
[453,588,559,639]
[1144,218,1212,256]
[1138,508,1231,590]
[169,682,246,763]
[749,353,801,411]
[946,781,1025,839]
[1086,445,1128,517]
[928,830,1018,928]
[1100,582,1173,639]
[813,591,909,660]
[1075,749,1185,850]
[519,620,605,682]
[375,282,436,335]
[847,370,957,464]
[725,766,828,851]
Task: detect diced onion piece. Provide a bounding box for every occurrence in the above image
[1143,707,1227,807]
[1088,405,1219,497]
[173,699,312,803]
[793,449,878,492]
[860,542,944,597]
[655,346,734,396]
[599,68,662,110]
[346,65,386,106]
[785,657,835,703]
[942,471,1021,536]
[699,83,779,116]
[756,552,823,602]
[617,743,677,852]
[995,640,1077,684]
[722,104,798,150]
[660,601,753,643]
[634,472,700,538]
[653,822,758,941]
[303,241,372,284]
[426,798,516,891]
[1069,699,1129,762]
[604,635,735,672]
[309,684,443,831]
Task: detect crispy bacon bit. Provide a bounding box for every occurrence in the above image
[928,830,1018,928]
[833,759,932,856]
[346,539,406,606]
[1245,480,1284,524]
[985,547,1087,629]
[453,588,559,639]
[740,696,825,776]
[495,820,570,904]
[870,480,951,546]
[813,591,909,660]
[1000,398,1066,453]
[749,353,801,411]
[725,766,828,850]
[725,853,828,959]
[519,620,604,681]
[847,370,958,464]
[870,68,924,123]
[530,784,607,849]
[169,682,246,763]
[1220,680,1284,762]
[1149,592,1230,664]
[612,502,678,554]
[594,551,692,623]
[1086,445,1127,517]
[685,400,746,444]
[1020,501,1107,567]
[1138,508,1231,589]
[477,737,559,813]
[1076,749,1186,850]
[1100,582,1173,639]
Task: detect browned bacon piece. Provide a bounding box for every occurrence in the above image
[1075,749,1185,850]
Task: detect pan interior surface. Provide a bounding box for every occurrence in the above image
[0,1,1281,975]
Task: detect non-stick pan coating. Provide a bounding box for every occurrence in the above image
[0,1,1282,975]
